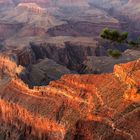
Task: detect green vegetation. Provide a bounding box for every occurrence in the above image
[107,49,121,58]
[100,28,128,43]
[100,28,140,47]
[100,28,140,58]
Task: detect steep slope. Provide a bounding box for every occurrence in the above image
[28,58,72,86]
[0,2,63,42]
[90,0,140,31]
[0,3,56,28]
[120,0,140,22]
[0,54,140,139]
[83,49,140,73]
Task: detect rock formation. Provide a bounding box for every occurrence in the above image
[12,0,89,7]
[0,1,140,139]
[90,0,140,31]
[83,49,140,74]
[17,2,46,14]
[0,3,55,27]
[30,40,98,72]
[0,2,64,43]
[28,58,72,86]
[0,54,140,140]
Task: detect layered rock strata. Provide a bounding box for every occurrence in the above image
[0,55,140,139]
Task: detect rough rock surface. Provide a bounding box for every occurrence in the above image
[0,2,64,43]
[30,39,98,72]
[83,49,140,73]
[0,55,140,140]
[0,3,57,29]
[28,58,72,86]
[90,0,140,32]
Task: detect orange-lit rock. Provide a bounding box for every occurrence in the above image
[114,59,140,86]
[0,56,140,140]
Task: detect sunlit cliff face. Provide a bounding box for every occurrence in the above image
[0,55,140,139]
[0,1,140,139]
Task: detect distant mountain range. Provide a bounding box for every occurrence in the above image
[89,0,140,30]
[0,0,139,12]
[0,0,89,7]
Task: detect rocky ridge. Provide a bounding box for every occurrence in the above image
[17,3,46,14]
[90,0,140,32]
[12,0,89,7]
[3,40,139,86]
[0,54,140,140]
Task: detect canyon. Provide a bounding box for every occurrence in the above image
[0,53,140,140]
[0,0,139,88]
[90,0,140,33]
[0,0,140,140]
[4,37,138,87]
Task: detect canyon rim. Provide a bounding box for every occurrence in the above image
[0,0,140,140]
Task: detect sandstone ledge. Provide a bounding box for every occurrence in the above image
[0,57,140,140]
